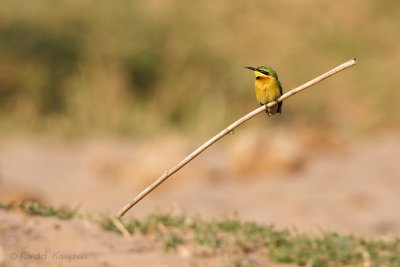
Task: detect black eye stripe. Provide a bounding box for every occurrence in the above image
[257,70,269,75]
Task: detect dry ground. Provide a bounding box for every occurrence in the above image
[0,131,399,266]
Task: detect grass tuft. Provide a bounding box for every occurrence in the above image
[19,201,77,220]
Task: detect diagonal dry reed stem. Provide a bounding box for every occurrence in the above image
[117,58,357,218]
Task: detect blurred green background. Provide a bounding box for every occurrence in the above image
[0,0,399,138]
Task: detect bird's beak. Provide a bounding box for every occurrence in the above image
[244,66,257,71]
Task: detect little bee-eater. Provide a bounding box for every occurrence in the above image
[245,66,283,116]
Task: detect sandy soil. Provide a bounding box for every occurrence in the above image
[0,131,399,266]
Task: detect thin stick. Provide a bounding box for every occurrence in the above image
[117,58,357,218]
[110,217,131,239]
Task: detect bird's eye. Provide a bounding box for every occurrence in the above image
[256,76,261,80]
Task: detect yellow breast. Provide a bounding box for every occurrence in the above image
[255,76,280,105]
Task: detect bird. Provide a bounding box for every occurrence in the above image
[245,66,283,116]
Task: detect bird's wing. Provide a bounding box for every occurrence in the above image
[277,79,283,95]
[277,79,283,113]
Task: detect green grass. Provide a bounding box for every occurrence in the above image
[18,201,78,220]
[1,201,399,266]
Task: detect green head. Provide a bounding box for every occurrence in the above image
[245,66,279,80]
